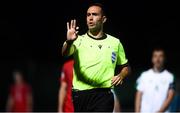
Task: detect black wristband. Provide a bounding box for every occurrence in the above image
[65,40,74,45]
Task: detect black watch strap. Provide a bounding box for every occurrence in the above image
[65,40,74,45]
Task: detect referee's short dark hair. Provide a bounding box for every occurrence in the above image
[88,3,106,16]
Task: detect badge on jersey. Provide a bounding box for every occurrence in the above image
[111,52,116,63]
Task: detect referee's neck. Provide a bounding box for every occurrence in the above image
[88,30,104,39]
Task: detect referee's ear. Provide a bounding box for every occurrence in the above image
[102,16,107,24]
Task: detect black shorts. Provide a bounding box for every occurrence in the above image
[72,88,114,112]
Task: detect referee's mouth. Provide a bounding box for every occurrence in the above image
[88,22,95,26]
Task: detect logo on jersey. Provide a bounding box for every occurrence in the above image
[111,52,116,63]
[98,45,102,49]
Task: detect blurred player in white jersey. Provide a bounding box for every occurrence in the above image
[135,48,175,113]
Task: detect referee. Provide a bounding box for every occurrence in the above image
[62,3,130,112]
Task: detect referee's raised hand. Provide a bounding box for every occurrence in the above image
[67,19,79,41]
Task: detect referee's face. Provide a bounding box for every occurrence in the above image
[152,50,165,69]
[86,6,106,32]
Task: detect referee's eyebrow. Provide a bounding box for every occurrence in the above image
[87,13,99,16]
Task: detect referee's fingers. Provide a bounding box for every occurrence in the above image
[112,77,120,85]
[111,76,119,82]
[67,22,69,30]
[111,77,117,84]
[75,31,79,35]
[116,80,122,86]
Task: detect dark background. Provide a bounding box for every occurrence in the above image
[0,0,179,111]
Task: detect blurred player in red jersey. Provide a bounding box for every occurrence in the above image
[6,70,33,112]
[58,59,74,112]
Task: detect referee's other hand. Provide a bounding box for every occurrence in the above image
[111,75,123,86]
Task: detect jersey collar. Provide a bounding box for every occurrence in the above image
[87,32,107,40]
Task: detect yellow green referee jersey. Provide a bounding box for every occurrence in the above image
[67,32,128,90]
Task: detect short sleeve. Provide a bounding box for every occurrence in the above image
[116,41,128,65]
[136,74,145,92]
[169,75,175,90]
[73,35,82,48]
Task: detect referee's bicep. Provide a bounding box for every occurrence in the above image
[117,41,128,65]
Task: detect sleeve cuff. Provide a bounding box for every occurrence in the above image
[117,62,129,68]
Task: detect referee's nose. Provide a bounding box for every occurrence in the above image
[88,15,93,21]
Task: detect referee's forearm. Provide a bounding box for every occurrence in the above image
[118,66,131,78]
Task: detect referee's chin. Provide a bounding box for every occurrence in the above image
[88,26,98,32]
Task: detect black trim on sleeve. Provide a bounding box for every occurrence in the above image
[115,62,129,75]
[118,62,129,68]
[65,40,74,45]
